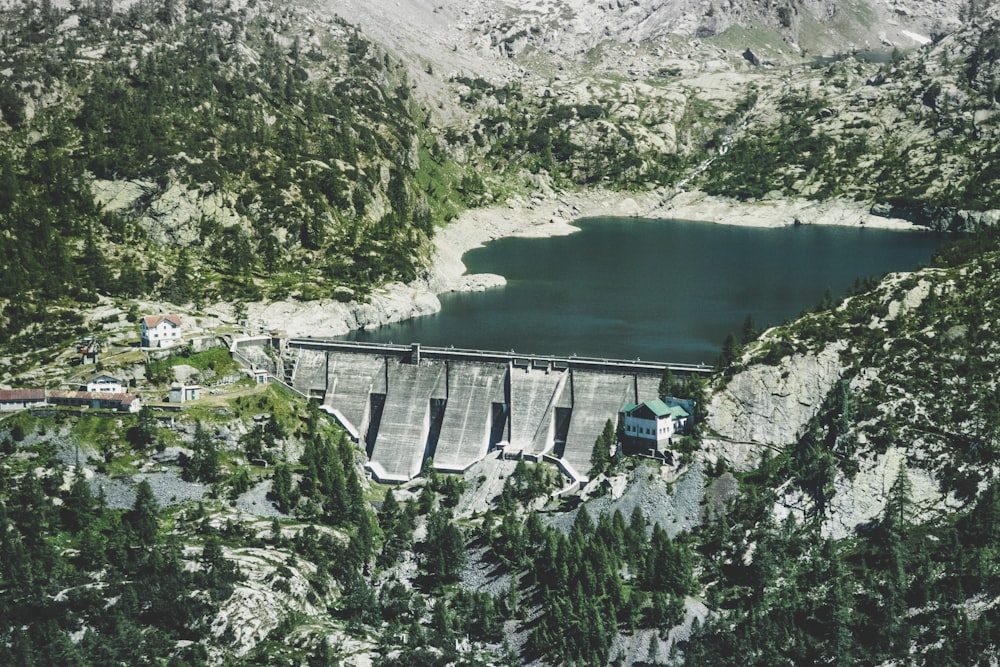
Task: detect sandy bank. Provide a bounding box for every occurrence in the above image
[245,188,922,338]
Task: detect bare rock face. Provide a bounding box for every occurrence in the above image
[822,447,955,539]
[315,0,964,84]
[211,546,336,658]
[772,446,961,539]
[704,341,846,470]
[91,178,243,246]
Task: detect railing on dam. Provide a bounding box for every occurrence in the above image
[286,338,713,376]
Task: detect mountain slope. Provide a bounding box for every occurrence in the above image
[679,228,1000,664]
[0,0,455,358]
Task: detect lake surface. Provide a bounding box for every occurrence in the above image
[342,218,945,364]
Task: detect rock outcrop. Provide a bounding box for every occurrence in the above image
[246,281,442,338]
[772,446,961,540]
[704,341,846,470]
[211,545,338,658]
[871,201,1000,232]
[92,178,244,246]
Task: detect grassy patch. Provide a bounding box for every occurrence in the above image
[708,24,791,57]
[146,346,242,385]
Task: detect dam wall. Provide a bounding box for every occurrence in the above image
[367,358,446,483]
[240,339,708,484]
[434,362,507,474]
[291,348,328,398]
[321,352,387,440]
[560,371,635,483]
[508,363,567,456]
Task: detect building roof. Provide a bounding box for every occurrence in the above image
[645,398,672,417]
[85,373,121,384]
[0,389,46,401]
[668,405,690,419]
[142,314,182,328]
[624,398,690,420]
[49,390,137,403]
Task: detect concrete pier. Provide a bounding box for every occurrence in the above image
[561,371,635,483]
[433,362,507,474]
[321,352,387,440]
[507,364,568,455]
[292,348,330,398]
[366,358,446,483]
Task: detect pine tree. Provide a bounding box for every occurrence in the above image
[718,332,740,372]
[130,405,158,449]
[885,465,912,531]
[127,479,159,547]
[188,421,219,483]
[741,314,760,345]
[62,461,95,533]
[269,463,296,513]
[423,507,466,586]
[589,419,614,478]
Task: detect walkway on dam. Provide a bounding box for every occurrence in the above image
[287,339,713,376]
[275,339,708,485]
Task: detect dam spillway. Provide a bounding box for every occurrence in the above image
[236,339,710,485]
[559,372,635,482]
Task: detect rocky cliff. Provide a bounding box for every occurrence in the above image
[704,341,846,471]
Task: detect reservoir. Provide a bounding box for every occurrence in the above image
[343,218,945,364]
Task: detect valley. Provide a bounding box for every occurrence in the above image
[2,0,1000,665]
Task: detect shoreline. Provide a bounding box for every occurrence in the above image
[246,189,924,339]
[426,187,923,292]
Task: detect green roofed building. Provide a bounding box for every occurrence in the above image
[622,397,692,452]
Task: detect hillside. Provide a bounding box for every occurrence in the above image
[0,0,453,366]
[2,0,998,374]
[7,231,1000,665]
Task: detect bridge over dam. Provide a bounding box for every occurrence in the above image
[234,338,710,485]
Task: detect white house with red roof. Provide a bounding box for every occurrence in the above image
[141,314,183,348]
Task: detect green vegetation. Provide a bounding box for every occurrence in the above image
[145,346,241,385]
[0,457,242,665]
[675,228,1000,663]
[686,458,1000,664]
[0,0,464,354]
[701,31,1000,219]
[498,457,560,511]
[7,225,1000,664]
[446,76,691,193]
[485,503,695,666]
[7,0,1000,664]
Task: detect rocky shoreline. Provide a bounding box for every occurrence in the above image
[246,189,923,338]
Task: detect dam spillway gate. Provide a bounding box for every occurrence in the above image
[235,338,710,485]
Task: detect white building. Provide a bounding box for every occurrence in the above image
[622,398,692,450]
[169,383,201,404]
[82,373,124,394]
[141,314,183,348]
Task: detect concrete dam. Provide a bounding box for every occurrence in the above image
[236,338,710,485]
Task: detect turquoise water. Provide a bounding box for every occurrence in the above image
[343,218,945,364]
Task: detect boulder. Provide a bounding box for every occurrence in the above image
[742,48,761,66]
